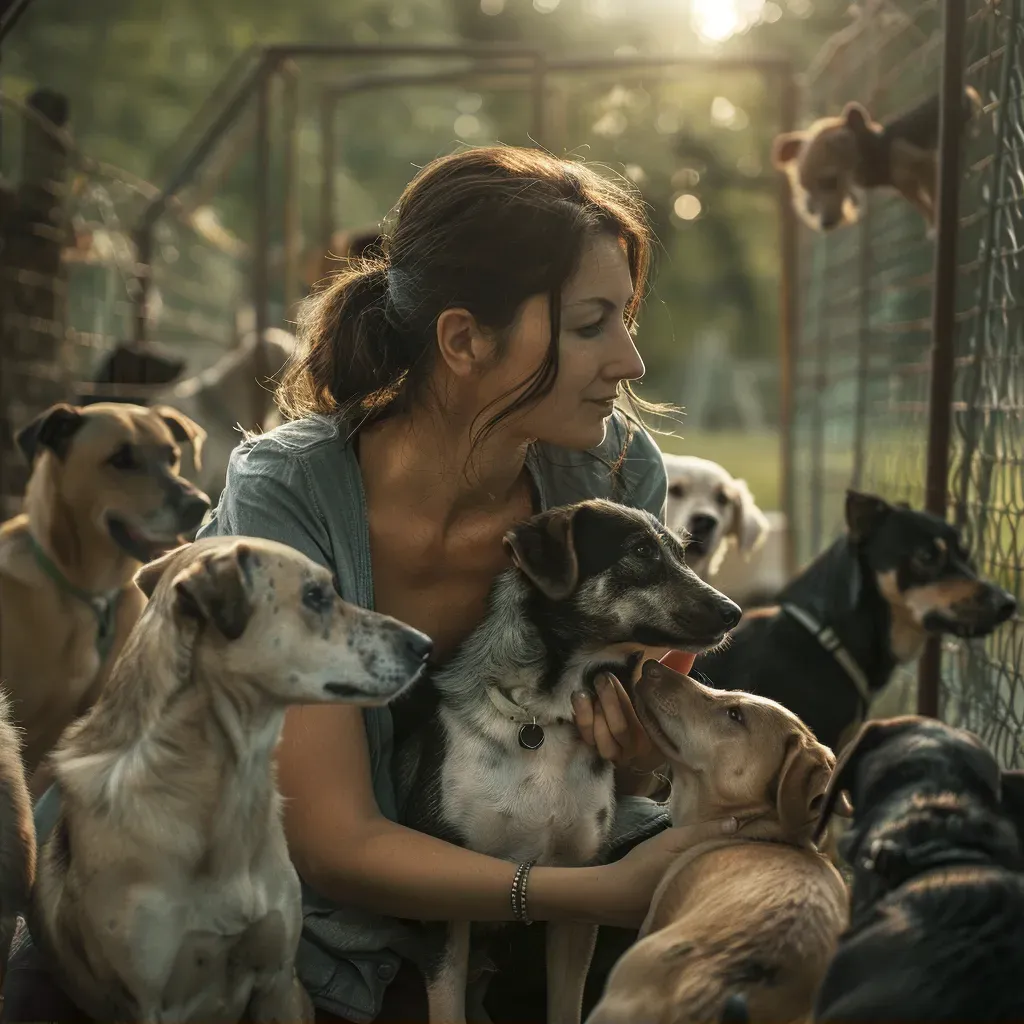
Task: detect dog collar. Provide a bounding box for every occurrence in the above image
[782,603,873,714]
[28,534,121,662]
[485,686,547,751]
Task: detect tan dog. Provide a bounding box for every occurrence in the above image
[31,536,433,1023]
[0,691,35,987]
[772,89,981,233]
[662,454,769,581]
[0,402,209,793]
[587,661,849,1024]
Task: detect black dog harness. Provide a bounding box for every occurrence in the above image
[782,603,873,719]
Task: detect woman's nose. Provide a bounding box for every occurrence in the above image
[606,322,646,382]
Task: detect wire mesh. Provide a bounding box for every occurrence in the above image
[791,0,1024,763]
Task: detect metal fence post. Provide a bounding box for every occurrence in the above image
[918,0,967,719]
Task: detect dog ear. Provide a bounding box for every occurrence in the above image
[776,736,835,840]
[842,101,876,134]
[812,717,920,843]
[503,506,580,601]
[772,131,806,168]
[845,490,892,543]
[153,405,207,473]
[16,404,85,464]
[171,542,256,640]
[728,479,770,555]
[134,544,191,598]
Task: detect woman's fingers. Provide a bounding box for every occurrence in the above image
[572,690,596,748]
[595,674,633,747]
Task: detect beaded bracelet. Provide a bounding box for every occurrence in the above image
[511,859,536,925]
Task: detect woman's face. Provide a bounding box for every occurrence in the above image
[485,232,646,451]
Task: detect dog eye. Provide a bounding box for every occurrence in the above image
[668,484,685,499]
[107,445,139,471]
[632,540,660,560]
[714,490,730,508]
[913,545,942,568]
[302,583,333,613]
[818,174,840,190]
[726,706,745,725]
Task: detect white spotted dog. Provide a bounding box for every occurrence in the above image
[662,454,770,581]
[394,498,742,1024]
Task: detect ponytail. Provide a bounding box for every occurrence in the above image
[276,262,416,423]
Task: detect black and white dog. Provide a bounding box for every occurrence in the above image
[395,499,742,1024]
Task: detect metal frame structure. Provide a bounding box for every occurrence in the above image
[130,44,798,558]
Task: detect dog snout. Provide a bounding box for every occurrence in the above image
[986,586,1017,623]
[401,627,434,665]
[717,596,743,630]
[176,492,211,532]
[688,513,719,542]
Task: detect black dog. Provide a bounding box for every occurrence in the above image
[76,342,185,407]
[694,490,1016,750]
[811,716,1024,1022]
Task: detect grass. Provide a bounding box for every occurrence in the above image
[654,427,782,511]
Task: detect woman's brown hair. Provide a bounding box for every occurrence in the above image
[279,146,656,445]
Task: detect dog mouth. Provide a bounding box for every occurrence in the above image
[921,612,1013,639]
[630,624,729,653]
[106,516,181,562]
[635,694,680,757]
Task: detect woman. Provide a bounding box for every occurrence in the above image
[4,147,734,1024]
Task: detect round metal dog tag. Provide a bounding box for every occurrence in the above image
[518,723,545,750]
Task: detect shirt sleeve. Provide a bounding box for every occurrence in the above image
[196,437,333,571]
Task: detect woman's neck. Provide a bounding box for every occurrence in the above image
[358,405,532,529]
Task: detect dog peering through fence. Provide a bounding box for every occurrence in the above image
[787,0,1024,766]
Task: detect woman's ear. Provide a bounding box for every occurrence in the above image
[435,308,496,378]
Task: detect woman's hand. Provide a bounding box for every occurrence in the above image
[586,816,738,929]
[571,650,697,773]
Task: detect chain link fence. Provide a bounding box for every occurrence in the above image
[790,0,1023,765]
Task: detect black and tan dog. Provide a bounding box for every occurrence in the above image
[694,490,1016,752]
[773,88,981,232]
[811,716,1024,1022]
[0,402,209,793]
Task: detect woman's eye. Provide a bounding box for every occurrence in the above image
[576,319,605,339]
[726,706,745,725]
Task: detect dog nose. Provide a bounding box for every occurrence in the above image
[990,590,1017,622]
[178,494,211,531]
[688,514,719,541]
[717,597,742,630]
[404,630,433,663]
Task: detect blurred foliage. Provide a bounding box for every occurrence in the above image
[3,0,852,418]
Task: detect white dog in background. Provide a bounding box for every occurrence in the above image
[662,454,770,581]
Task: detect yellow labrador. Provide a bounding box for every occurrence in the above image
[31,537,433,1023]
[587,660,849,1024]
[0,402,208,793]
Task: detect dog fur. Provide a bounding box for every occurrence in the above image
[812,716,1024,1022]
[662,454,770,581]
[0,402,209,792]
[395,499,742,1024]
[30,536,433,1023]
[694,490,1016,751]
[0,691,36,989]
[773,88,981,232]
[586,660,848,1024]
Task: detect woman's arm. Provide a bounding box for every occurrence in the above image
[279,701,734,929]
